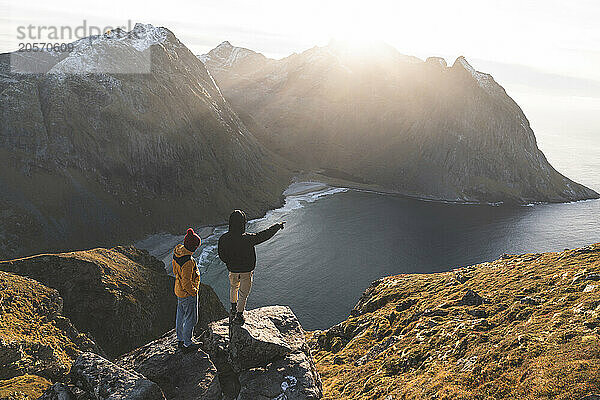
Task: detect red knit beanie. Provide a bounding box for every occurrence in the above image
[183,228,201,252]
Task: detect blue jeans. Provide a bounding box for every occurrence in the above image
[175,295,198,346]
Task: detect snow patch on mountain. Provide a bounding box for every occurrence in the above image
[47,23,169,75]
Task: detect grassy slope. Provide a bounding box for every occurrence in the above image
[309,244,600,399]
[0,271,97,399]
[0,246,227,357]
[0,375,51,400]
[0,246,175,357]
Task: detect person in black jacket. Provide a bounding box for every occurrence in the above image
[218,209,284,325]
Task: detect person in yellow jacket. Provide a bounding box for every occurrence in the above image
[173,228,201,353]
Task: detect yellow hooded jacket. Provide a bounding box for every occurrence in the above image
[172,244,200,298]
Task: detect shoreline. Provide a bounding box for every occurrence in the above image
[295,171,600,207]
[135,175,600,266]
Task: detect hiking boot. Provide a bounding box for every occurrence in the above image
[232,311,245,325]
[182,342,201,353]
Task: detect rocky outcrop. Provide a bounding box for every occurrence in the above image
[116,331,219,399]
[236,350,323,400]
[201,41,598,204]
[202,306,323,399]
[38,352,168,400]
[70,352,165,399]
[0,271,99,398]
[38,306,322,400]
[0,246,227,357]
[309,244,600,399]
[0,23,290,260]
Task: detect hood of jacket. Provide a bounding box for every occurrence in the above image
[174,243,193,257]
[228,209,247,235]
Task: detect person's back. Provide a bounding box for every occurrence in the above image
[218,209,284,324]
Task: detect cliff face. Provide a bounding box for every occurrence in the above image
[200,41,598,204]
[308,244,600,399]
[0,246,227,357]
[0,24,290,260]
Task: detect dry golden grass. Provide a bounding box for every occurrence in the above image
[310,244,600,399]
[1,271,76,376]
[0,375,51,400]
[0,271,96,399]
[0,246,178,357]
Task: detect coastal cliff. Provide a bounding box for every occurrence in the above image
[2,244,599,399]
[309,244,600,399]
[200,41,598,204]
[0,23,290,260]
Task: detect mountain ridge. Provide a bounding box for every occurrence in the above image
[199,41,599,205]
[0,24,291,260]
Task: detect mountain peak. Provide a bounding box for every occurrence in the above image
[200,41,266,71]
[426,57,447,67]
[453,55,474,72]
[452,56,499,94]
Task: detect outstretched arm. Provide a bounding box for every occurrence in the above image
[250,223,284,245]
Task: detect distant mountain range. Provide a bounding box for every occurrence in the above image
[0,25,597,259]
[200,40,599,204]
[0,24,289,259]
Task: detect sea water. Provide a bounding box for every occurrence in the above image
[137,131,600,330]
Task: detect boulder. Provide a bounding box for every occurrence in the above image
[116,330,218,400]
[39,383,75,400]
[458,289,484,306]
[238,352,322,400]
[202,306,322,399]
[203,306,303,372]
[69,352,165,400]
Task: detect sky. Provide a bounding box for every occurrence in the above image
[1,0,599,142]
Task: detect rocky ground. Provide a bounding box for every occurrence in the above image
[308,244,600,399]
[36,306,322,400]
[0,247,320,400]
[0,246,228,399]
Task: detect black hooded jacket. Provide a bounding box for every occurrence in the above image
[218,210,282,273]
